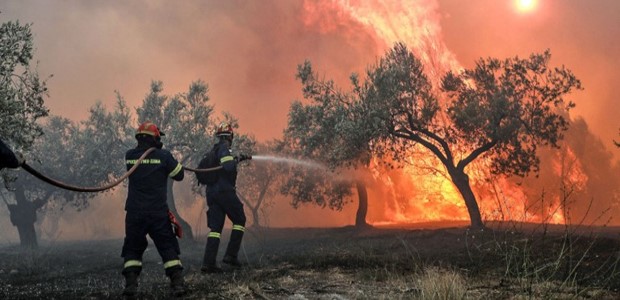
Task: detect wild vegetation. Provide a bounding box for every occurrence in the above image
[1,223,620,299]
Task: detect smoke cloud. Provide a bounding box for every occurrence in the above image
[1,0,619,238]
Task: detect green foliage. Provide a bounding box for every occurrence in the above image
[442,50,581,176]
[0,21,49,151]
[288,61,371,169]
[13,98,135,212]
[19,116,87,210]
[285,42,582,224]
[79,95,134,182]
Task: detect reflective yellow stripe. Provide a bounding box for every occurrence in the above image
[128,159,161,165]
[208,232,221,239]
[124,260,142,268]
[220,156,234,163]
[163,259,182,269]
[232,225,245,232]
[168,163,182,177]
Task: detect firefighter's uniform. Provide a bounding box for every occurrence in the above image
[121,122,185,297]
[202,138,247,271]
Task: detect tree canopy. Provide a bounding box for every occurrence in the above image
[286,43,582,228]
[0,21,49,151]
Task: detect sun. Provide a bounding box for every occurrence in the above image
[515,0,537,13]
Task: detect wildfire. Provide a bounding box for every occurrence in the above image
[368,152,570,226]
[303,0,584,227]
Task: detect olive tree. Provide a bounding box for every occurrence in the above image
[0,21,49,151]
[0,20,49,248]
[287,43,581,228]
[7,98,133,248]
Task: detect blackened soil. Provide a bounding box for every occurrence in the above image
[1,223,620,299]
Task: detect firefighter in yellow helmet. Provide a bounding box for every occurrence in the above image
[199,122,250,273]
[121,122,186,298]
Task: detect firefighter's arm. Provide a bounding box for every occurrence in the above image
[218,146,237,173]
[166,152,184,181]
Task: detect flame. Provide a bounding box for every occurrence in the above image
[303,0,586,227]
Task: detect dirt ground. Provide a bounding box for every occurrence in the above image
[1,223,620,299]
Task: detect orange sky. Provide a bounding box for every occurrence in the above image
[3,0,618,153]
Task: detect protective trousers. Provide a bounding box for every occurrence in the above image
[203,190,246,267]
[121,211,182,277]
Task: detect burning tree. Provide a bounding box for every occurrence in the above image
[288,43,581,229]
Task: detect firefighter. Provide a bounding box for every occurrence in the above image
[201,122,250,273]
[0,138,24,170]
[121,122,186,298]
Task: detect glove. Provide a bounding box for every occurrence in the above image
[168,210,183,238]
[15,152,25,166]
[237,154,252,162]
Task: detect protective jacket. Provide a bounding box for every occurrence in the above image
[210,139,238,193]
[0,139,19,170]
[125,146,184,212]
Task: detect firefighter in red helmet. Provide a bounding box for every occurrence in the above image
[200,122,250,273]
[121,121,186,298]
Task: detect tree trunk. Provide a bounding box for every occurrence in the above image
[250,207,261,228]
[9,183,39,249]
[166,179,194,241]
[448,168,484,229]
[354,180,369,228]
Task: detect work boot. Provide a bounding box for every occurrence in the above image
[200,264,223,274]
[122,271,139,299]
[169,268,187,297]
[222,255,242,267]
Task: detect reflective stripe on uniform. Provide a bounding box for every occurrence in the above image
[163,259,182,269]
[232,224,245,232]
[220,156,234,163]
[208,231,221,239]
[124,260,142,269]
[169,163,183,177]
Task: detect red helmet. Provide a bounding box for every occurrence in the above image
[216,122,233,138]
[136,121,164,138]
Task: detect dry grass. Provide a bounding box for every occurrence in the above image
[416,267,467,300]
[1,225,620,299]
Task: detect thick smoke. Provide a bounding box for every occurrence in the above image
[1,0,619,241]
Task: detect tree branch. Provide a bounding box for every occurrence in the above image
[457,140,497,171]
[391,129,450,167]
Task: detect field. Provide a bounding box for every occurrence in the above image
[1,222,620,299]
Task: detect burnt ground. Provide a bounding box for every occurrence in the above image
[1,222,620,299]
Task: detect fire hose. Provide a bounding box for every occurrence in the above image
[18,147,225,193]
